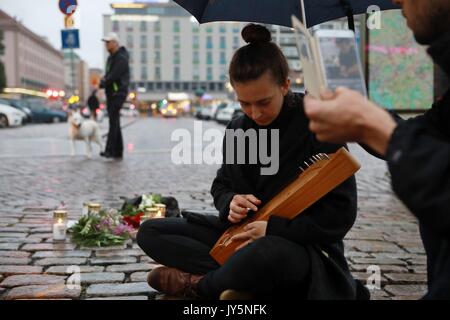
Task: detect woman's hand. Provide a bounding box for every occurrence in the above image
[228,194,261,224]
[230,221,268,251]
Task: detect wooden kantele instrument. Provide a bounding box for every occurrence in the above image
[209,147,361,265]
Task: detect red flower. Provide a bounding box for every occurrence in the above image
[123,212,144,229]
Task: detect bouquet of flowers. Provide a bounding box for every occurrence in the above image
[69,209,134,247]
[120,194,162,229]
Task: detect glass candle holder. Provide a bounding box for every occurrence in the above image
[154,204,166,218]
[143,207,160,222]
[88,203,101,215]
[53,210,68,241]
[82,202,89,216]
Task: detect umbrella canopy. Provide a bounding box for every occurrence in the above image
[174,0,400,28]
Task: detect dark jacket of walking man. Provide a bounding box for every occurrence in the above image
[304,0,450,299]
[100,32,130,159]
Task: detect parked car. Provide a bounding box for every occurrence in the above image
[215,102,242,125]
[0,98,32,123]
[0,103,26,128]
[121,102,139,117]
[161,104,178,118]
[26,99,68,123]
[212,102,229,120]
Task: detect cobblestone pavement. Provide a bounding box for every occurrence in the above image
[0,117,426,300]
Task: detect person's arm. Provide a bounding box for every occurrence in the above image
[211,165,236,222]
[103,55,128,87]
[386,111,450,237]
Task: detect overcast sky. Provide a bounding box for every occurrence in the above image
[0,0,135,70]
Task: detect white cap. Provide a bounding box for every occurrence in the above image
[102,32,120,43]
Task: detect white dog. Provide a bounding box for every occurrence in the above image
[68,110,103,158]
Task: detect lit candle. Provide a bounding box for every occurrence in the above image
[154,204,166,219]
[53,210,68,241]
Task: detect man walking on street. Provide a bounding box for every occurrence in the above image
[100,32,130,159]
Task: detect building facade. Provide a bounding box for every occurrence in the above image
[104,1,247,101]
[63,51,90,102]
[0,9,65,97]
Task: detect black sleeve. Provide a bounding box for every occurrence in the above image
[266,140,357,245]
[386,108,450,237]
[359,110,405,160]
[211,123,236,222]
[104,56,128,87]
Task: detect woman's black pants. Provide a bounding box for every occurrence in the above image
[137,217,310,299]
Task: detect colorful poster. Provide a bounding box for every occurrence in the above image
[368,10,433,111]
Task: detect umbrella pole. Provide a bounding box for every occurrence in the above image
[300,0,307,27]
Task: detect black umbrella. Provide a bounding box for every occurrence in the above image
[174,0,399,29]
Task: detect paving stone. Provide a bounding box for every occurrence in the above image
[106,263,154,273]
[22,243,76,251]
[351,257,407,266]
[0,265,43,276]
[29,227,52,234]
[69,272,125,284]
[5,284,81,300]
[87,296,148,300]
[0,243,20,251]
[0,218,19,225]
[347,240,402,253]
[384,285,427,297]
[0,251,30,258]
[86,282,156,297]
[95,249,144,257]
[0,227,29,233]
[0,258,31,265]
[27,233,53,239]
[130,272,149,282]
[34,258,87,266]
[0,238,41,244]
[140,256,156,263]
[45,266,104,275]
[351,272,388,286]
[0,233,28,238]
[80,244,127,251]
[389,295,424,300]
[90,256,137,265]
[408,266,428,274]
[351,264,409,273]
[32,251,92,259]
[384,273,428,284]
[0,275,66,288]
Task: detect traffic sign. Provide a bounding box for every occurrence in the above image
[64,15,75,28]
[59,0,78,16]
[61,29,80,49]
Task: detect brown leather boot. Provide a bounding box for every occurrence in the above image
[147,266,204,299]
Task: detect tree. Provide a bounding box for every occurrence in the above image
[0,30,6,92]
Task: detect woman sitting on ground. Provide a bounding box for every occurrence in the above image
[137,24,368,300]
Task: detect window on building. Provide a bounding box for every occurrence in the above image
[140,21,147,32]
[141,67,148,80]
[192,24,199,33]
[220,52,227,65]
[113,21,120,32]
[193,51,200,64]
[193,66,200,81]
[173,20,180,33]
[193,35,200,50]
[154,21,161,32]
[207,67,213,81]
[207,51,213,65]
[206,36,213,49]
[174,51,180,65]
[155,67,161,81]
[154,35,161,49]
[126,22,134,32]
[141,35,147,49]
[174,35,180,50]
[233,36,240,50]
[174,66,180,81]
[206,26,213,33]
[127,35,134,48]
[128,50,134,64]
[154,51,161,64]
[220,36,226,50]
[156,82,163,90]
[141,51,147,64]
[219,25,226,33]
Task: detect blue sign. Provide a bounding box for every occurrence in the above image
[61,29,80,49]
[59,0,78,16]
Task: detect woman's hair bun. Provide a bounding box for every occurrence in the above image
[241,24,272,44]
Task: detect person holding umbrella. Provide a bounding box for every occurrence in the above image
[99,32,130,159]
[304,0,450,299]
[138,24,368,300]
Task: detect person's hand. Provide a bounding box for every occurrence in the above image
[230,221,267,251]
[304,87,397,156]
[228,194,261,224]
